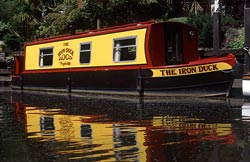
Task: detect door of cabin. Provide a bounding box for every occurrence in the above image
[165,25,183,65]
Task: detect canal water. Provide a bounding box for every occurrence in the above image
[0,87,250,162]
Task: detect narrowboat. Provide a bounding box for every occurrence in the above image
[12,20,237,97]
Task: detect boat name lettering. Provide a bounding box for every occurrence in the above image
[60,62,71,66]
[154,64,221,77]
[160,69,177,76]
[199,64,218,72]
[58,48,74,60]
[178,67,197,75]
[63,42,69,46]
[58,48,74,66]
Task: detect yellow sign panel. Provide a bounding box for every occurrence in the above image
[151,62,232,77]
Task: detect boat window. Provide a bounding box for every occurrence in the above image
[80,42,91,64]
[113,37,137,62]
[39,47,53,66]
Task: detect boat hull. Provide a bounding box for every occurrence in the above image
[12,68,233,97]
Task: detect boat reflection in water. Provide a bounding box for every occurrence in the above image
[11,91,244,162]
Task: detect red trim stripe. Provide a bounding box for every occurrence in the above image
[22,64,150,74]
[26,23,153,46]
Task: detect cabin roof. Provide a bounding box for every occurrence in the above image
[26,20,195,46]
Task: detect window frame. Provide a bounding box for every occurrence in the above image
[79,42,92,64]
[39,47,54,67]
[113,36,137,62]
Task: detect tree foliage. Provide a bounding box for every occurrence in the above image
[0,0,244,53]
[223,0,244,21]
[188,14,213,47]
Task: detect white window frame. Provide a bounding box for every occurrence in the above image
[39,47,53,67]
[113,36,137,62]
[79,42,92,64]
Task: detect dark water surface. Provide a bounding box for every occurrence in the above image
[1,87,250,162]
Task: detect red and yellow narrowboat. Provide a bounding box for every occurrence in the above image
[12,20,237,97]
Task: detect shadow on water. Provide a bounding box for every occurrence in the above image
[0,87,250,162]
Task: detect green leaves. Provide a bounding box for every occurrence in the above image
[0,22,10,32]
[224,27,244,49]
[188,14,213,47]
[137,0,158,5]
[0,0,245,53]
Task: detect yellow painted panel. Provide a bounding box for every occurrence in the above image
[25,28,147,70]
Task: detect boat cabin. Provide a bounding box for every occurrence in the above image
[17,20,200,73]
